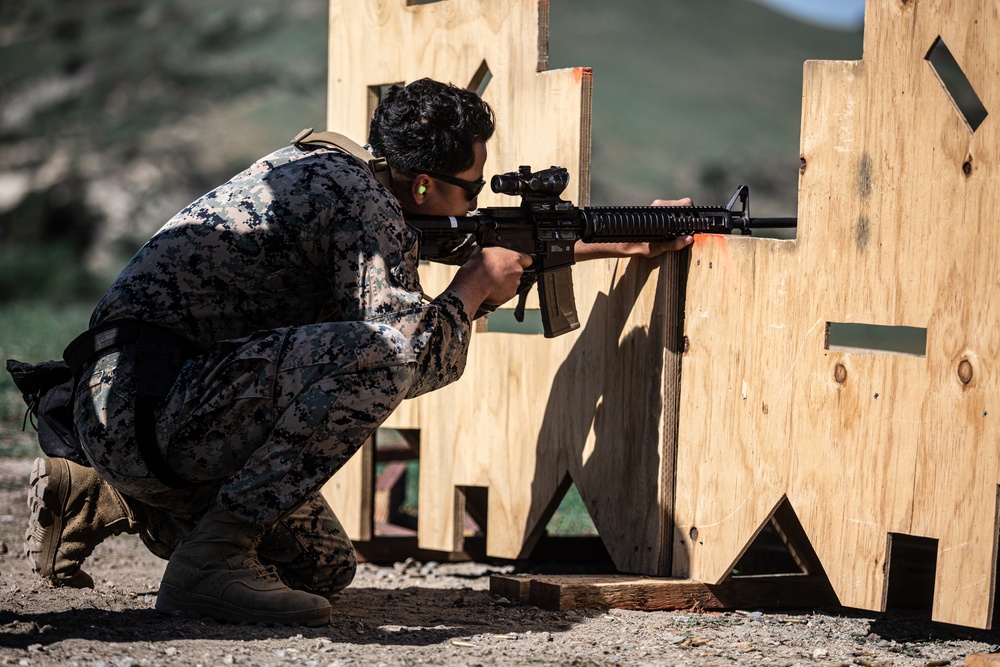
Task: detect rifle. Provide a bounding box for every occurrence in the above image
[405,165,796,338]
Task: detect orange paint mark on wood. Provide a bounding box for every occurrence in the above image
[691,234,733,272]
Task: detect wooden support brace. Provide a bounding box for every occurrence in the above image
[489,574,837,612]
[966,655,1000,667]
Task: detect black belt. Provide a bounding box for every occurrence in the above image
[64,319,203,375]
[64,320,205,489]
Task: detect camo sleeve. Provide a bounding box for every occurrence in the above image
[302,152,473,398]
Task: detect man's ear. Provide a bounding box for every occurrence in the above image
[411,175,433,204]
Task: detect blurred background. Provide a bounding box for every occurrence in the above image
[0,0,863,455]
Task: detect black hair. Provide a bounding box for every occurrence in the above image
[368,78,495,176]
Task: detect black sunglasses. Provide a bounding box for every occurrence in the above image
[420,170,486,200]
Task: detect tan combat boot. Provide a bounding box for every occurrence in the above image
[155,505,332,627]
[25,457,140,588]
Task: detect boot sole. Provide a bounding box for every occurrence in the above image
[25,458,93,587]
[155,582,331,627]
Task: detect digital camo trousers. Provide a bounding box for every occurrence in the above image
[75,321,416,589]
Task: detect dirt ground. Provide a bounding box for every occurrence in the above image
[1,458,1000,667]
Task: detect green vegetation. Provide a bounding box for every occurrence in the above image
[549,0,863,211]
[0,0,329,278]
[0,245,106,304]
[0,300,93,458]
[546,483,599,537]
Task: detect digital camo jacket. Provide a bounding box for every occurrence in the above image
[91,145,472,399]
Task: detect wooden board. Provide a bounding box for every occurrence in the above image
[319,0,1000,629]
[674,1,1000,628]
[320,0,682,575]
[967,655,1000,667]
[415,252,683,573]
[490,574,837,612]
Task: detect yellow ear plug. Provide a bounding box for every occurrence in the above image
[418,185,427,195]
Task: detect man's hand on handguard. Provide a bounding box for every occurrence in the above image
[448,246,532,317]
[573,197,696,261]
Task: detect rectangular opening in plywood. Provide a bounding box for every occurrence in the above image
[825,322,927,357]
[925,37,989,132]
[483,309,544,335]
[466,60,493,97]
[368,82,405,120]
[373,428,419,536]
[885,533,937,611]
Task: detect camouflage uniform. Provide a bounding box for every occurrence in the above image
[73,145,472,593]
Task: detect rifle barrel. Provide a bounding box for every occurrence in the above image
[747,217,797,228]
[580,207,797,240]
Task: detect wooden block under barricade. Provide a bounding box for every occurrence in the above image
[966,655,1000,667]
[490,574,837,612]
[490,574,532,604]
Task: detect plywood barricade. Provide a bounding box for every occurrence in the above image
[321,0,1000,630]
[674,1,1000,628]
[320,0,682,575]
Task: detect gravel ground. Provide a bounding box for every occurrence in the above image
[2,457,1000,666]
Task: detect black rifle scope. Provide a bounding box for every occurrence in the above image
[491,165,571,197]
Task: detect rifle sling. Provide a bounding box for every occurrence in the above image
[290,128,392,190]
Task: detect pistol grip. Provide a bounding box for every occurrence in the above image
[513,272,537,323]
[514,291,529,322]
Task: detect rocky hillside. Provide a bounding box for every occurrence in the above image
[0,0,328,293]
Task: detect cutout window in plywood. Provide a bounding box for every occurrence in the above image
[732,515,813,576]
[825,322,927,357]
[368,82,404,121]
[483,309,544,335]
[467,60,493,98]
[926,37,988,132]
[885,533,937,611]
